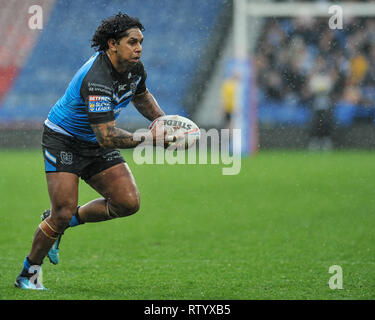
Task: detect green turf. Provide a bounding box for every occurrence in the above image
[1,149,374,299]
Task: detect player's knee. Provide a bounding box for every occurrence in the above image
[110,193,140,217]
[50,205,76,232]
[120,194,140,216]
[126,197,140,216]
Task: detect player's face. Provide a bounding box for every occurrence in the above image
[116,28,143,65]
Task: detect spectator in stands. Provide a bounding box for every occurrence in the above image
[307,57,336,150]
[255,16,375,141]
[221,72,240,130]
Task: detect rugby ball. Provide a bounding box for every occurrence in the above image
[148,115,200,149]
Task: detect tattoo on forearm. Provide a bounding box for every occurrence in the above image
[133,90,165,121]
[92,121,140,149]
[91,90,165,149]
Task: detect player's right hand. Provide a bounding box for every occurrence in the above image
[150,121,176,148]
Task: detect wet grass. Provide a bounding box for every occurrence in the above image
[1,149,374,300]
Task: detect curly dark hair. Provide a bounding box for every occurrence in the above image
[91,12,145,51]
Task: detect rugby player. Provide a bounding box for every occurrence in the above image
[15,12,171,289]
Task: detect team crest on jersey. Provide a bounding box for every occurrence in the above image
[130,82,137,94]
[88,96,111,112]
[60,151,73,165]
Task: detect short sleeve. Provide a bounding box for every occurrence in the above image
[81,81,115,124]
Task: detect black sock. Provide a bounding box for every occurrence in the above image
[75,206,84,224]
[21,256,41,277]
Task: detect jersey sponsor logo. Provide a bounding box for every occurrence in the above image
[117,82,135,94]
[88,82,112,95]
[88,82,111,91]
[88,95,112,112]
[118,84,127,91]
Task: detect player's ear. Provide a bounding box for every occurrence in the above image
[107,38,118,53]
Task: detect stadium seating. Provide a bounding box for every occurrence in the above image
[257,89,311,126]
[0,0,223,124]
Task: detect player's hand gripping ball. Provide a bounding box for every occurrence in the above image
[149,115,200,149]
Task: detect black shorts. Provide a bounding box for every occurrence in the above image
[42,125,125,181]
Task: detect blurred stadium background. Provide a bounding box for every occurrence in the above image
[0,0,374,150]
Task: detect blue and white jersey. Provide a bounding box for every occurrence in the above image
[46,51,147,143]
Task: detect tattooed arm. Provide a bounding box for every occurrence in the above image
[132,89,165,121]
[91,121,140,149]
[91,90,167,149]
[91,120,170,149]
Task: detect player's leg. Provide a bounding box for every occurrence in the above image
[41,160,139,269]
[78,162,140,221]
[15,172,79,289]
[38,127,88,265]
[41,204,84,265]
[31,172,79,262]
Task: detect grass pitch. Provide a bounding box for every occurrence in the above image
[0,149,374,300]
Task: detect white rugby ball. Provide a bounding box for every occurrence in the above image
[149,115,200,149]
